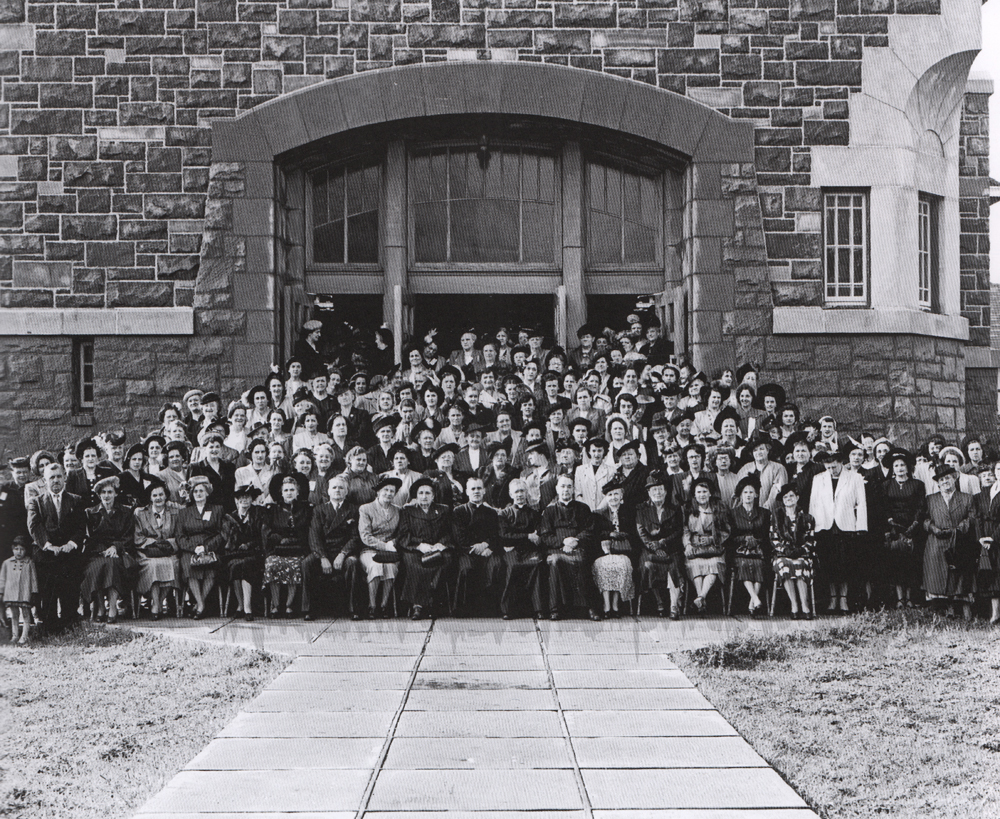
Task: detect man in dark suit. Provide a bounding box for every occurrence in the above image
[27,462,87,630]
[0,456,31,563]
[306,475,363,620]
[452,476,501,615]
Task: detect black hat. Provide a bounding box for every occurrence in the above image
[785,431,810,451]
[8,456,29,470]
[465,421,491,436]
[421,383,444,402]
[268,472,310,503]
[617,439,642,457]
[410,420,442,442]
[372,414,400,434]
[432,443,460,461]
[933,463,957,482]
[659,382,681,398]
[387,442,413,462]
[567,417,592,434]
[746,431,775,455]
[735,363,758,384]
[374,475,403,493]
[650,412,672,432]
[776,482,800,503]
[577,323,597,339]
[485,439,512,459]
[200,391,221,407]
[645,470,668,489]
[106,430,127,447]
[601,474,626,494]
[125,443,145,464]
[584,436,609,453]
[813,450,835,465]
[247,385,268,403]
[691,476,715,494]
[713,405,742,435]
[233,484,262,501]
[525,441,550,459]
[409,476,437,500]
[143,434,166,452]
[734,474,761,499]
[438,365,462,383]
[75,437,102,460]
[555,437,580,453]
[753,383,786,410]
[883,447,914,472]
[677,408,697,424]
[293,387,315,405]
[333,382,355,398]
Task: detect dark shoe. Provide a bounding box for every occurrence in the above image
[244,612,254,622]
[151,612,162,622]
[589,609,602,621]
[193,611,204,621]
[367,607,378,620]
[791,611,801,620]
[410,605,424,620]
[303,613,316,622]
[805,612,815,620]
[502,613,513,620]
[669,606,681,621]
[534,611,545,620]
[549,610,562,621]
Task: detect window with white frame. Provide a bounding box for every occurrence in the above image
[823,190,868,305]
[917,194,939,312]
[73,338,94,411]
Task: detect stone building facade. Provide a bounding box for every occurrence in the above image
[0,0,994,450]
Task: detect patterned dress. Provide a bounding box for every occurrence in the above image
[593,505,635,600]
[731,503,771,583]
[769,505,815,582]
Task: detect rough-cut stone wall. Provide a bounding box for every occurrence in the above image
[764,335,964,447]
[959,89,991,348]
[0,0,941,310]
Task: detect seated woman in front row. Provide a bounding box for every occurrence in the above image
[262,473,313,618]
[683,477,730,614]
[769,482,815,619]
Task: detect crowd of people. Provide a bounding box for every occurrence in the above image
[2,308,999,644]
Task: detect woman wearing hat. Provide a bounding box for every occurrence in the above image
[735,432,788,513]
[397,477,454,619]
[67,439,110,509]
[683,477,731,614]
[975,460,1000,625]
[118,443,156,509]
[82,476,137,623]
[933,447,982,496]
[770,482,816,619]
[176,475,225,618]
[261,473,313,618]
[592,475,636,617]
[424,443,466,508]
[382,442,421,507]
[358,475,403,616]
[133,477,180,620]
[635,471,685,618]
[923,463,977,620]
[730,475,771,616]
[880,449,926,609]
[189,433,237,513]
[24,450,57,511]
[221,485,266,621]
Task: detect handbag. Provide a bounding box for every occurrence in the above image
[421,551,445,568]
[373,551,401,564]
[143,540,173,559]
[885,532,915,554]
[190,551,218,567]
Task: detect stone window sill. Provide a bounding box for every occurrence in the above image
[0,308,194,336]
[772,307,969,341]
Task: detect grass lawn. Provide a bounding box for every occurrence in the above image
[0,623,289,818]
[677,610,1000,819]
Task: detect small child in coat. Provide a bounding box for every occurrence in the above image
[0,535,38,644]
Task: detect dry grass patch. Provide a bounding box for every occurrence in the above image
[0,623,288,818]
[678,611,1000,819]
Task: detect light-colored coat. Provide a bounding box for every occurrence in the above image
[574,460,617,512]
[809,468,868,533]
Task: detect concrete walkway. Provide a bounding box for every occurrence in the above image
[133,615,821,818]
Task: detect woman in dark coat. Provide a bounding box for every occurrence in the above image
[189,433,238,513]
[635,471,685,618]
[975,460,1000,625]
[397,477,454,619]
[770,482,815,619]
[222,484,266,620]
[67,437,111,509]
[262,472,313,618]
[683,478,731,614]
[81,476,136,623]
[118,443,157,509]
[881,449,926,607]
[176,474,226,619]
[923,463,977,620]
[729,474,771,616]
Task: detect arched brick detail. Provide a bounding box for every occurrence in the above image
[212,62,753,164]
